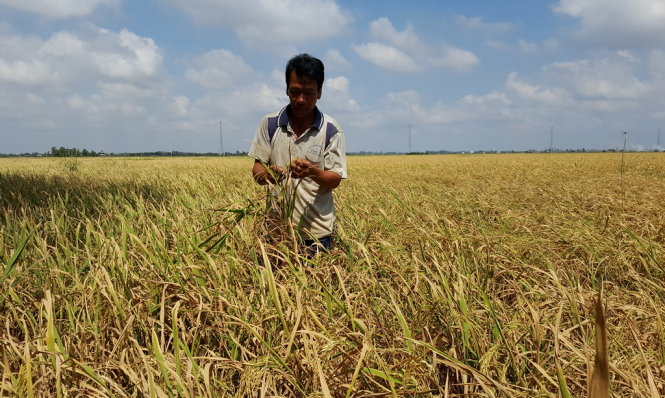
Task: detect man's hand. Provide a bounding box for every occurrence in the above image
[290,158,342,189]
[269,164,286,178]
[290,158,316,179]
[252,161,286,185]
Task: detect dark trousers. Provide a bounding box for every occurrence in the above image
[302,235,332,254]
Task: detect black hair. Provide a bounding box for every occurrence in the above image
[285,53,324,90]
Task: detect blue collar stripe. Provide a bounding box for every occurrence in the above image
[277,105,324,130]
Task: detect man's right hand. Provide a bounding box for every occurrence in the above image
[269,164,285,176]
[252,161,285,185]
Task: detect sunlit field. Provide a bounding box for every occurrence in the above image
[1,153,663,397]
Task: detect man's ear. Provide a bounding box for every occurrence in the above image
[317,88,322,100]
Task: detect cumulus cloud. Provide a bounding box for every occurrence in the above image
[354,17,478,72]
[0,24,171,153]
[370,17,422,49]
[185,49,253,89]
[98,82,158,98]
[325,76,349,92]
[374,88,513,131]
[382,90,426,120]
[554,0,665,48]
[42,32,84,56]
[429,46,479,72]
[324,49,351,71]
[166,0,350,47]
[0,27,163,87]
[506,72,571,105]
[545,54,651,99]
[0,0,118,18]
[322,76,359,112]
[352,42,419,72]
[170,96,190,116]
[0,59,55,85]
[92,28,162,79]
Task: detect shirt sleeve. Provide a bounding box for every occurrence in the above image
[324,127,348,179]
[248,116,271,164]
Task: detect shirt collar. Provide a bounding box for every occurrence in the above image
[277,104,324,131]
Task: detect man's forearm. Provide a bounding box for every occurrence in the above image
[252,161,284,185]
[310,168,342,189]
[290,158,342,189]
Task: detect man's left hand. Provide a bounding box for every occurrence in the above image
[290,158,317,179]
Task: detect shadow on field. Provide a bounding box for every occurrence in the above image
[0,172,172,216]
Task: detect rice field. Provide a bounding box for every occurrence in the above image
[0,153,663,397]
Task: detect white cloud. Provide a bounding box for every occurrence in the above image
[429,46,479,72]
[109,101,146,116]
[0,24,173,153]
[370,17,422,49]
[42,32,84,56]
[324,49,351,71]
[546,56,651,99]
[0,0,118,18]
[326,76,349,92]
[455,15,513,32]
[66,94,98,112]
[185,49,252,89]
[171,96,190,116]
[0,58,54,85]
[383,90,426,120]
[166,0,350,47]
[554,0,665,48]
[92,29,162,79]
[374,89,511,129]
[0,31,43,58]
[322,76,359,112]
[0,27,163,87]
[98,82,158,98]
[506,72,571,105]
[219,83,285,119]
[355,17,478,73]
[352,42,419,72]
[461,92,510,105]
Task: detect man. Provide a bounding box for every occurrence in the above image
[248,53,347,251]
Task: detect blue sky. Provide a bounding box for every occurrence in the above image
[1,0,664,154]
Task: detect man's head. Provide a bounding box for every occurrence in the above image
[285,53,324,91]
[285,54,324,120]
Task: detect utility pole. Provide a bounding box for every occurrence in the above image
[219,120,224,156]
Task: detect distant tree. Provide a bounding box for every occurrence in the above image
[50,146,100,157]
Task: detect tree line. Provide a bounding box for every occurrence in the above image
[50,147,100,157]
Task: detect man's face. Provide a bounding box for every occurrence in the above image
[287,70,321,120]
